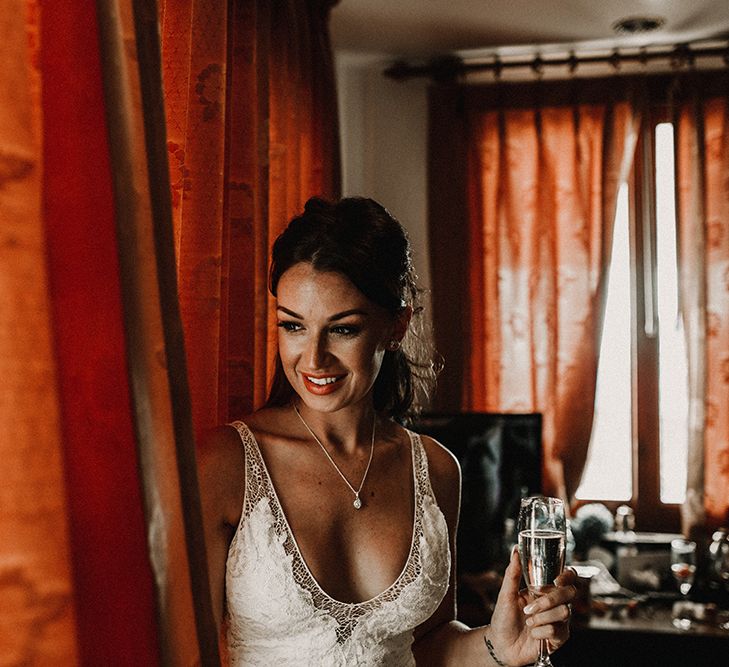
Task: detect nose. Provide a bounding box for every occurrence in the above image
[304,332,330,369]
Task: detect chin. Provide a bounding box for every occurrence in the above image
[298,392,350,413]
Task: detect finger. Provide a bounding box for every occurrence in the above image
[531,619,570,645]
[555,567,578,587]
[542,634,571,658]
[496,546,523,602]
[523,583,576,614]
[526,603,571,628]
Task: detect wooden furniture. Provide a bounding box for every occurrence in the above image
[555,601,729,666]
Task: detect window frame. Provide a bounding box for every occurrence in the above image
[575,104,681,533]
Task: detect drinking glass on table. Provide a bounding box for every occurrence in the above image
[518,496,566,667]
[671,538,697,596]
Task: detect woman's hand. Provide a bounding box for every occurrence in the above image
[486,547,576,666]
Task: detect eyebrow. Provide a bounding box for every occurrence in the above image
[276,306,368,321]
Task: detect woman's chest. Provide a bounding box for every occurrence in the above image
[264,442,417,603]
[226,425,451,661]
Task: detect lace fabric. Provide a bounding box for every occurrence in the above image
[225,421,451,666]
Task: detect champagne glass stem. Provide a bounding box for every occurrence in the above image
[529,590,553,666]
[535,638,550,666]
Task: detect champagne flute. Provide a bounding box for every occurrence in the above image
[518,496,566,667]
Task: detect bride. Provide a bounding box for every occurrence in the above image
[198,197,575,666]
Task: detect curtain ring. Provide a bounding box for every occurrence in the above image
[531,54,544,79]
[670,44,692,70]
[493,55,502,81]
[609,49,621,71]
[639,46,649,68]
[567,51,578,74]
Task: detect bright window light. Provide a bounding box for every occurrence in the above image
[655,122,689,504]
[576,183,632,501]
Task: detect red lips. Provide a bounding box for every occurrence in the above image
[301,373,345,395]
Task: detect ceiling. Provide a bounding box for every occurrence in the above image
[330,0,729,59]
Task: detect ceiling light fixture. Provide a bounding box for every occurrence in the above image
[612,16,666,35]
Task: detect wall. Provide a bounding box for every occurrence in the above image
[335,51,432,298]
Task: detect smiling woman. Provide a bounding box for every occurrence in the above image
[275,264,399,414]
[197,196,576,666]
[265,197,435,420]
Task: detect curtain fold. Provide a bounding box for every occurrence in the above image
[37,0,163,662]
[160,0,341,437]
[4,0,340,659]
[675,77,729,531]
[0,1,79,663]
[96,0,222,663]
[430,81,638,500]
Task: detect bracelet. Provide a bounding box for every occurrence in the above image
[483,627,508,667]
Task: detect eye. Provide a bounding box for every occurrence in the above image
[277,320,303,333]
[330,324,360,337]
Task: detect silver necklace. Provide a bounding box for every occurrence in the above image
[293,404,375,510]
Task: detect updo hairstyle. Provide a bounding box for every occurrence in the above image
[266,196,439,421]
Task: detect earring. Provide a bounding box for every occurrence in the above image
[388,340,401,351]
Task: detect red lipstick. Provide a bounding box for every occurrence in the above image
[301,373,345,395]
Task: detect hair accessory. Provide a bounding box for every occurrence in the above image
[484,629,509,667]
[293,404,375,510]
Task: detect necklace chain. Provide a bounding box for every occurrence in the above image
[293,404,375,510]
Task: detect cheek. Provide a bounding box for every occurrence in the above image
[277,334,300,375]
[364,347,386,379]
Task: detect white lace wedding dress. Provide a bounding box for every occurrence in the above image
[225,422,451,666]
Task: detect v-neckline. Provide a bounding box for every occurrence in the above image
[244,424,420,607]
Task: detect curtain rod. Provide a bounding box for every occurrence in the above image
[384,41,729,82]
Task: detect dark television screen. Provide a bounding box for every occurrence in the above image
[412,412,542,573]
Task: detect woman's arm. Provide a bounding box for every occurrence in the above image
[196,425,245,632]
[412,436,576,666]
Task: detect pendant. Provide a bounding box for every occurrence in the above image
[353,495,362,510]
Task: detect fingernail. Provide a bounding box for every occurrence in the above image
[525,616,534,626]
[523,603,535,614]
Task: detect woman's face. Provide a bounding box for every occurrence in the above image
[276,262,403,414]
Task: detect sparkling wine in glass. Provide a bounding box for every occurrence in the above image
[518,496,566,667]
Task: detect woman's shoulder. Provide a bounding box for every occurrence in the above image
[413,429,461,485]
[409,427,461,521]
[234,405,298,443]
[242,404,289,426]
[197,424,248,527]
[198,423,244,466]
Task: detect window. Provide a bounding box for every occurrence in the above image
[576,115,689,530]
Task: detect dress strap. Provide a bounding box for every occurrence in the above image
[228,420,271,519]
[409,430,438,508]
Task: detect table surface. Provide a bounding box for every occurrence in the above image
[577,601,729,639]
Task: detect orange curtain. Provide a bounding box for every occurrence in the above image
[0,1,78,663]
[3,0,229,662]
[675,75,729,530]
[4,0,341,661]
[429,82,638,500]
[160,0,341,438]
[0,0,169,662]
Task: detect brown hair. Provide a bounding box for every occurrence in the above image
[265,196,439,421]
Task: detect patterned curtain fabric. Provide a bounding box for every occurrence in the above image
[160,0,341,438]
[675,78,729,531]
[1,1,342,662]
[3,0,341,662]
[1,0,166,663]
[0,2,79,663]
[429,82,639,500]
